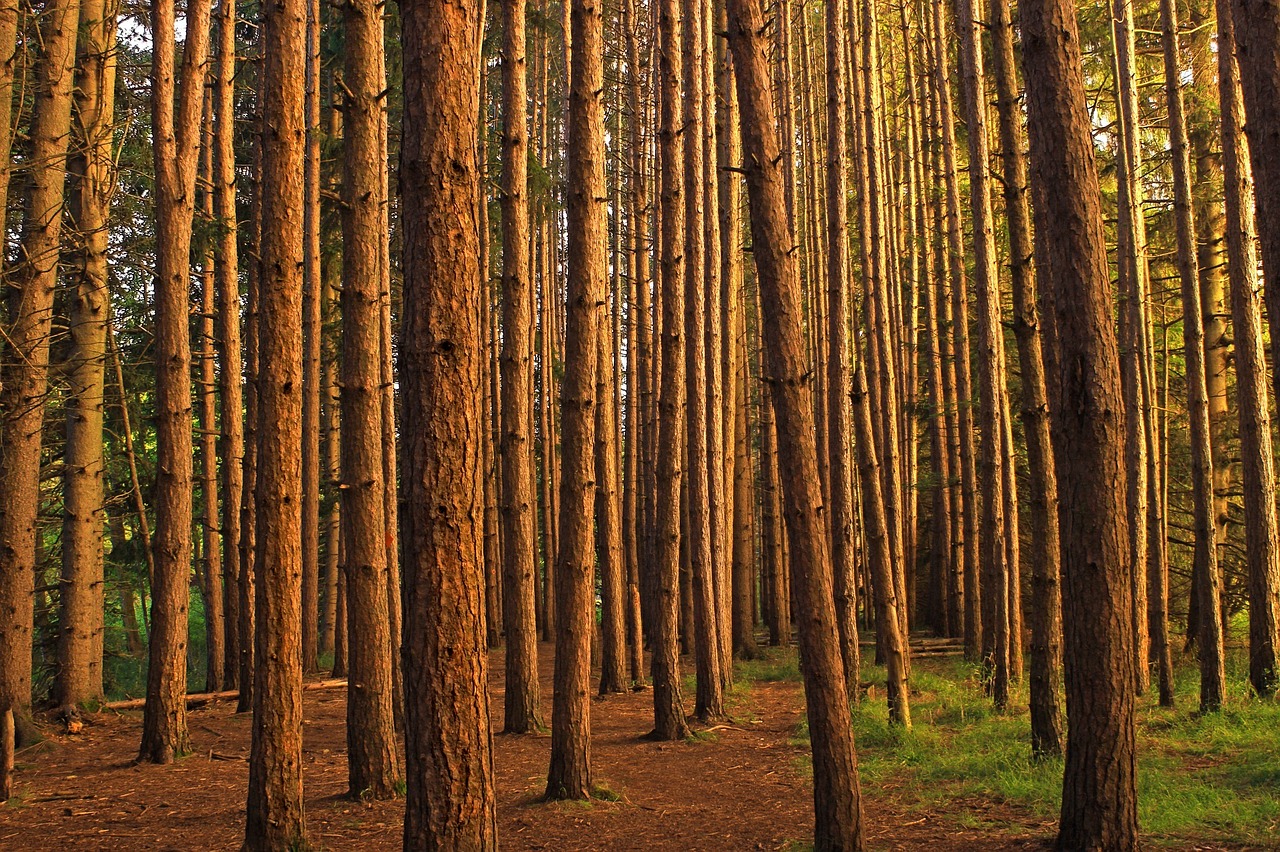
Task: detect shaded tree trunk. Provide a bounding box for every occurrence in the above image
[1019,0,1140,844]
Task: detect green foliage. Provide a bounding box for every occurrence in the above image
[760,648,1280,847]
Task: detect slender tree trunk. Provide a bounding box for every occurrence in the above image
[339,0,400,798]
[499,0,542,733]
[931,0,980,660]
[650,0,691,741]
[197,120,225,693]
[824,0,859,700]
[596,298,628,697]
[400,5,497,847]
[952,0,1010,707]
[214,0,242,691]
[299,0,322,676]
[58,0,117,709]
[989,0,1061,755]
[1217,0,1280,698]
[1160,0,1225,712]
[140,0,208,762]
[1020,0,1139,844]
[728,3,867,846]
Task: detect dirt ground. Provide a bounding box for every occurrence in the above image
[0,645,1054,851]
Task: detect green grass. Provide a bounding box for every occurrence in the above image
[754,645,1280,847]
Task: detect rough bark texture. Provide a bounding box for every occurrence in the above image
[300,0,322,676]
[399,2,498,846]
[547,0,606,800]
[1020,0,1140,846]
[499,0,543,733]
[1230,0,1280,699]
[340,0,400,798]
[650,0,691,742]
[244,0,307,842]
[728,1,866,847]
[1217,0,1280,698]
[989,0,1061,755]
[140,0,209,763]
[58,0,117,709]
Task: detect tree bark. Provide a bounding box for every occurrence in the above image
[728,3,866,847]
[339,0,400,798]
[1160,0,1225,712]
[1019,0,1140,844]
[1216,0,1280,698]
[58,0,117,709]
[399,4,497,846]
[140,0,208,762]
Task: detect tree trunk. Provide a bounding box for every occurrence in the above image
[1160,0,1225,712]
[400,4,497,846]
[299,0,322,677]
[650,0,691,742]
[0,0,81,732]
[339,0,400,798]
[244,0,307,840]
[214,0,242,691]
[58,0,116,709]
[1019,0,1140,844]
[952,0,1011,707]
[499,0,543,733]
[1217,0,1280,698]
[728,3,866,847]
[141,0,208,762]
[989,0,1061,755]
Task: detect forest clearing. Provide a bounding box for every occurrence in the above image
[4,645,1277,850]
[3,0,1280,844]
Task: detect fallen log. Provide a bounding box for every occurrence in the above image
[102,678,348,711]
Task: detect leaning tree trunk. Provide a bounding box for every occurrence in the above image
[728,1,867,847]
[1020,0,1140,846]
[399,3,498,847]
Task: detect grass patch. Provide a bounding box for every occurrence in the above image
[744,644,1280,846]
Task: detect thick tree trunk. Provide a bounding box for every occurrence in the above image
[1020,0,1140,845]
[1229,0,1280,697]
[0,0,81,731]
[1217,0,1280,698]
[728,3,866,847]
[399,4,497,847]
[548,0,608,796]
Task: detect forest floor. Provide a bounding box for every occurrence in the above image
[1,641,1276,850]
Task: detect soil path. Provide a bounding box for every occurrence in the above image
[0,645,1051,850]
